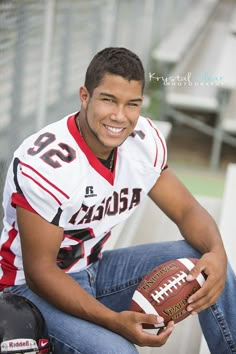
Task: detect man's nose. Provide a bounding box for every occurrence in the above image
[111,105,126,121]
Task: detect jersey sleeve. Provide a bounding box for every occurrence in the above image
[9,118,82,228]
[11,155,71,227]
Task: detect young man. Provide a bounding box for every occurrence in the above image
[0,47,235,354]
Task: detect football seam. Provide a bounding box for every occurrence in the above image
[151,271,188,303]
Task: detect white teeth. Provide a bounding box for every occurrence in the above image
[106,125,123,133]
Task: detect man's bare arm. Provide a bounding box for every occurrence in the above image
[148,168,227,313]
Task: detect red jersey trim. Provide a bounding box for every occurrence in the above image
[0,226,18,290]
[21,171,62,206]
[146,118,167,170]
[20,161,70,199]
[67,114,115,185]
[11,193,37,214]
[153,140,158,167]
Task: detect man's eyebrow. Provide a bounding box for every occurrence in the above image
[99,93,116,98]
[99,92,142,102]
[129,98,143,102]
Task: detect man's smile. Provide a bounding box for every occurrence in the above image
[104,124,124,134]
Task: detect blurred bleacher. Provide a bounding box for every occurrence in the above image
[152,0,236,170]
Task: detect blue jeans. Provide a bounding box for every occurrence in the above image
[4,240,236,354]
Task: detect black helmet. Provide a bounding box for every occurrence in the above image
[0,293,52,353]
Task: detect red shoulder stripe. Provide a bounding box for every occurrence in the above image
[21,171,62,206]
[20,161,70,199]
[146,118,167,170]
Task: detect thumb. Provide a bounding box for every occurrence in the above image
[186,264,203,281]
[141,313,165,328]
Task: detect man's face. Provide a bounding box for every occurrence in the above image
[80,73,143,158]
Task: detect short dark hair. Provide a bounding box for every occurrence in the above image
[84,47,145,95]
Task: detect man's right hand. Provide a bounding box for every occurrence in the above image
[112,311,174,347]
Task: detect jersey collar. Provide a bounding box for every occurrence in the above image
[67,113,116,185]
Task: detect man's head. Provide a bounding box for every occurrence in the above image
[84,47,145,96]
[78,47,145,159]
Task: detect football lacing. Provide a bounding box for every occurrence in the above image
[151,271,187,303]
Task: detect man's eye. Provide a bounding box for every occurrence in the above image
[128,102,139,107]
[103,98,114,103]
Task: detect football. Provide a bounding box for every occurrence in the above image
[130,258,206,327]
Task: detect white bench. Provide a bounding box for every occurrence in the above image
[218,163,236,272]
[152,0,219,66]
[220,89,236,134]
[163,1,236,113]
[230,4,236,34]
[164,22,224,113]
[209,33,236,168]
[199,163,236,354]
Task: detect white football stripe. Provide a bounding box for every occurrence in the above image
[132,290,165,328]
[178,258,205,286]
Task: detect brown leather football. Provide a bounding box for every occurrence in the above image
[130,258,206,327]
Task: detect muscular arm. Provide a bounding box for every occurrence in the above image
[148,168,227,312]
[149,168,224,254]
[17,206,116,325]
[17,206,173,347]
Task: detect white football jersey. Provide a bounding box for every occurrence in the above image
[0,113,167,289]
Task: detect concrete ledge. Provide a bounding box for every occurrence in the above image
[219,163,236,272]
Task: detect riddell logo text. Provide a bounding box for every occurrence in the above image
[9,340,30,347]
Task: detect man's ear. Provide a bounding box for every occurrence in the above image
[79,86,90,109]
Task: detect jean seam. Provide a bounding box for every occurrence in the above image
[50,333,82,354]
[211,304,236,353]
[85,264,97,297]
[96,275,144,298]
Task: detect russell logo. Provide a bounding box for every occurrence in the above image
[85,186,97,198]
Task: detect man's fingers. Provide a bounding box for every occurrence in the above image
[186,277,223,313]
[186,263,205,282]
[140,313,165,328]
[139,321,175,347]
